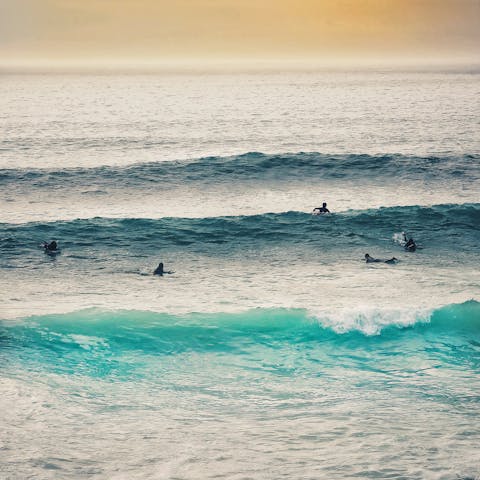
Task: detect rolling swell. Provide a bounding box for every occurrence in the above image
[1,152,478,188]
[1,203,478,255]
[0,301,478,370]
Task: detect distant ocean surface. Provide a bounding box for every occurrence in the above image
[1,72,479,479]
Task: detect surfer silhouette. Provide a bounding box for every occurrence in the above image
[153,262,174,276]
[402,233,417,252]
[313,202,330,214]
[43,240,58,252]
[365,254,398,264]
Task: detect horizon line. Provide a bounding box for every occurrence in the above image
[1,57,480,74]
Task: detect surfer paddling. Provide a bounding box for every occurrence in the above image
[365,254,398,264]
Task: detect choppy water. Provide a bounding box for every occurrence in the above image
[1,72,479,479]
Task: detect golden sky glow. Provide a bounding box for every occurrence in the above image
[1,0,479,68]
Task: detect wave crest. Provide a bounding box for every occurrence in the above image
[1,204,478,253]
[1,301,478,349]
[1,152,478,187]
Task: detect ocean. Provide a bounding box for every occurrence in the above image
[1,71,479,479]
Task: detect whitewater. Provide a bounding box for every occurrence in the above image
[1,71,479,479]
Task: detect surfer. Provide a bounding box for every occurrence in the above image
[313,202,330,214]
[153,262,174,276]
[402,233,417,252]
[43,240,58,252]
[365,254,398,264]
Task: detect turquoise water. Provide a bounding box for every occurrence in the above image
[1,72,479,479]
[1,303,479,478]
[2,302,480,378]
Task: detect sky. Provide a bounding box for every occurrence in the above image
[0,0,479,69]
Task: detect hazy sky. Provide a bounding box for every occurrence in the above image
[1,0,479,67]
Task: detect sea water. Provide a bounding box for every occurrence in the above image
[0,71,479,479]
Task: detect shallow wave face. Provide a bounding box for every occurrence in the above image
[1,144,479,320]
[1,203,479,320]
[1,152,479,222]
[2,203,479,253]
[1,302,479,479]
[2,152,478,186]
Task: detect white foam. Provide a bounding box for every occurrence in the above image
[308,306,433,335]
